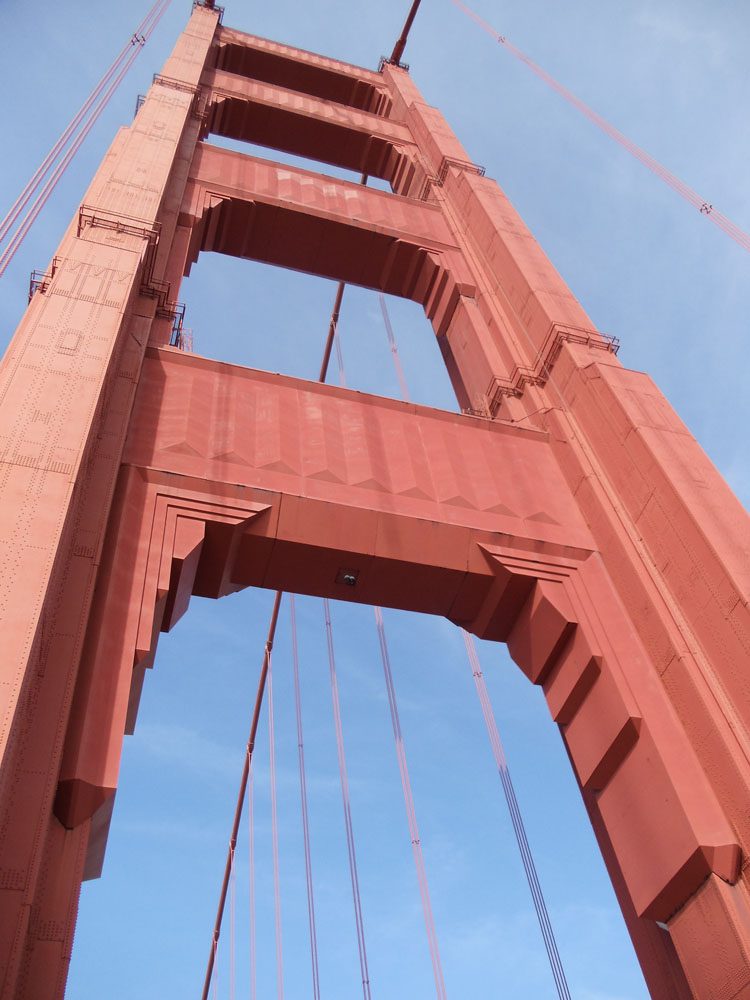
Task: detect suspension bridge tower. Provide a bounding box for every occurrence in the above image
[0,2,749,998]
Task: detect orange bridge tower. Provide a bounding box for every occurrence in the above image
[0,4,749,998]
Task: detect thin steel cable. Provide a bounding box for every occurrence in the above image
[318,173,368,383]
[323,599,372,1000]
[249,772,257,1000]
[0,43,142,276]
[0,0,174,277]
[439,0,750,781]
[268,651,285,1000]
[449,0,750,254]
[201,590,283,1000]
[290,596,322,1000]
[340,296,447,996]
[204,181,371,994]
[374,607,447,1000]
[377,290,569,998]
[229,846,236,1000]
[0,0,168,248]
[462,631,571,1000]
[334,331,348,388]
[466,640,563,987]
[378,295,411,403]
[319,181,375,1000]
[449,0,750,801]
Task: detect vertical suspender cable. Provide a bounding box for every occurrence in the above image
[268,651,286,1000]
[204,170,370,994]
[318,173,374,998]
[377,297,451,996]
[449,0,750,255]
[290,596,322,1000]
[0,0,174,277]
[336,294,446,996]
[334,332,348,388]
[374,607,447,999]
[249,772,257,1000]
[318,280,347,383]
[378,292,570,999]
[463,632,571,1000]
[378,295,411,403]
[318,174,368,383]
[329,290,348,387]
[323,599,372,1000]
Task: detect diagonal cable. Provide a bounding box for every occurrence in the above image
[450,0,750,254]
[0,0,174,277]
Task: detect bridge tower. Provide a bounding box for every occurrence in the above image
[0,4,748,997]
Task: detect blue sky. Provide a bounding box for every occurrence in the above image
[1,2,748,998]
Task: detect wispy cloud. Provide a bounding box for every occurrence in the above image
[635,7,727,63]
[132,722,241,779]
[115,817,220,844]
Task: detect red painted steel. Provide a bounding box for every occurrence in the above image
[0,8,749,1000]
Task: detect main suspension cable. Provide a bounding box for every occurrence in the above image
[450,0,750,255]
[0,0,173,277]
[290,596,322,1000]
[0,42,145,277]
[0,0,168,248]
[323,599,372,1000]
[333,295,446,996]
[374,607,447,999]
